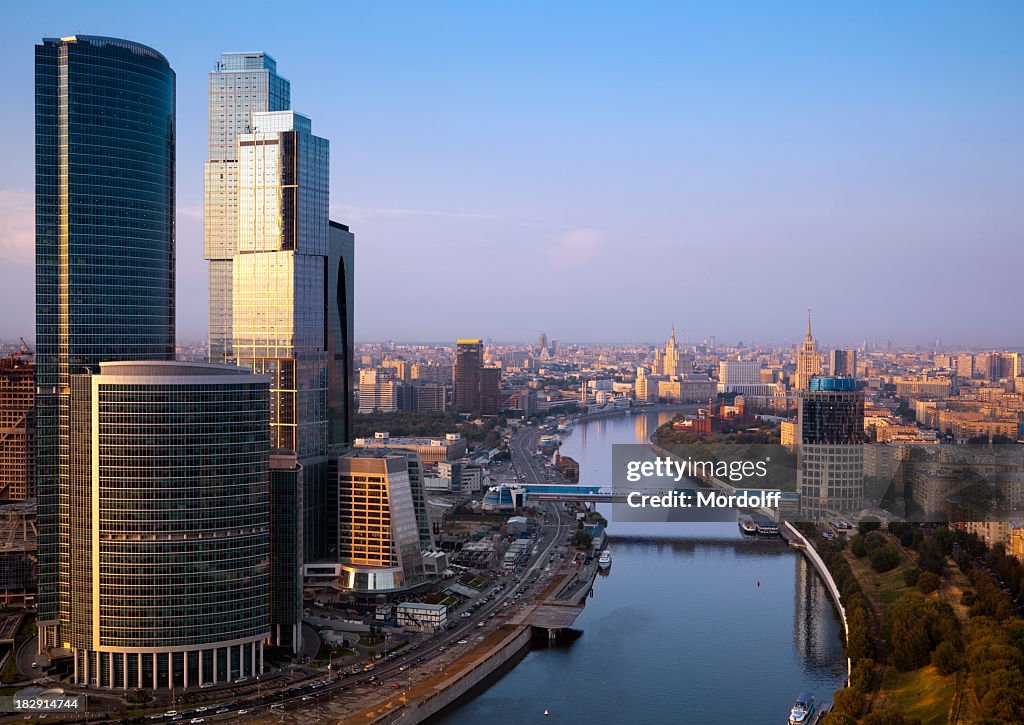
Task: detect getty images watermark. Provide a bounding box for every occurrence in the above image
[623,454,779,510]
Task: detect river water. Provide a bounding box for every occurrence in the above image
[436,410,847,725]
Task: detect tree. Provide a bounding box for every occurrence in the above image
[870,544,901,573]
[859,517,881,536]
[831,687,865,718]
[932,641,961,675]
[851,534,868,558]
[890,593,931,671]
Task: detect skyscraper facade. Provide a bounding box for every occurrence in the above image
[205,52,290,363]
[829,348,857,378]
[66,362,270,690]
[796,376,865,519]
[454,339,483,413]
[35,36,176,648]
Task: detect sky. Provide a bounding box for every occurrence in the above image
[2,1,1023,347]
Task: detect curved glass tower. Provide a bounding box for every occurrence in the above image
[35,35,176,648]
[68,362,270,690]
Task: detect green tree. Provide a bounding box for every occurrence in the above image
[831,687,865,718]
[932,641,960,675]
[859,517,881,536]
[869,544,901,573]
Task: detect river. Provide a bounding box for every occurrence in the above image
[435,409,847,724]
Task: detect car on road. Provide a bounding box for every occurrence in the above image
[190,719,205,724]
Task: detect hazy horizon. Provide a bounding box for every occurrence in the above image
[2,2,1022,347]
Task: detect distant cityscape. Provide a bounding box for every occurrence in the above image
[2,26,1024,725]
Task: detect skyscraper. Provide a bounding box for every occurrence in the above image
[454,339,483,413]
[66,362,270,690]
[332,450,423,592]
[205,52,290,363]
[829,348,857,378]
[794,310,822,390]
[796,376,865,519]
[35,36,176,649]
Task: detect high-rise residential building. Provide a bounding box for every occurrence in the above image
[358,368,397,413]
[794,311,822,390]
[205,52,290,363]
[635,367,652,403]
[454,339,483,413]
[66,362,270,690]
[796,376,865,519]
[332,450,424,592]
[35,36,177,649]
[0,352,35,501]
[829,348,857,378]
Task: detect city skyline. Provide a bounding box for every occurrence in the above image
[3,2,1024,346]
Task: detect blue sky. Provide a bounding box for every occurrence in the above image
[2,1,1023,346]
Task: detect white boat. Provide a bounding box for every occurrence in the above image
[597,550,612,571]
[788,692,815,725]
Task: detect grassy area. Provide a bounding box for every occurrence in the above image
[874,665,955,725]
[843,541,915,612]
[16,615,36,638]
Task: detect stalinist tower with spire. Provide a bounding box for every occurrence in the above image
[794,310,822,390]
[656,325,687,377]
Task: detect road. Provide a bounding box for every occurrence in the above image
[510,425,544,485]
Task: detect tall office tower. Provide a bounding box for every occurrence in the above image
[205,52,290,363]
[66,362,270,690]
[454,339,483,413]
[358,368,397,413]
[333,450,424,592]
[0,352,35,501]
[230,108,331,648]
[479,366,502,415]
[796,376,865,519]
[829,349,857,378]
[536,331,548,354]
[328,221,355,445]
[794,310,822,390]
[35,36,176,649]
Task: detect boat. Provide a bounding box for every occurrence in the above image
[597,550,612,571]
[788,692,816,725]
[738,514,757,536]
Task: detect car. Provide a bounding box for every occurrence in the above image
[398,665,407,672]
[190,720,205,724]
[301,696,312,702]
[215,709,229,714]
[31,662,38,668]
[236,710,250,715]
[199,682,213,689]
[457,640,468,645]
[270,703,284,710]
[163,713,178,719]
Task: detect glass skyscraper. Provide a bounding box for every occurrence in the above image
[205,52,290,364]
[67,362,270,690]
[35,35,176,649]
